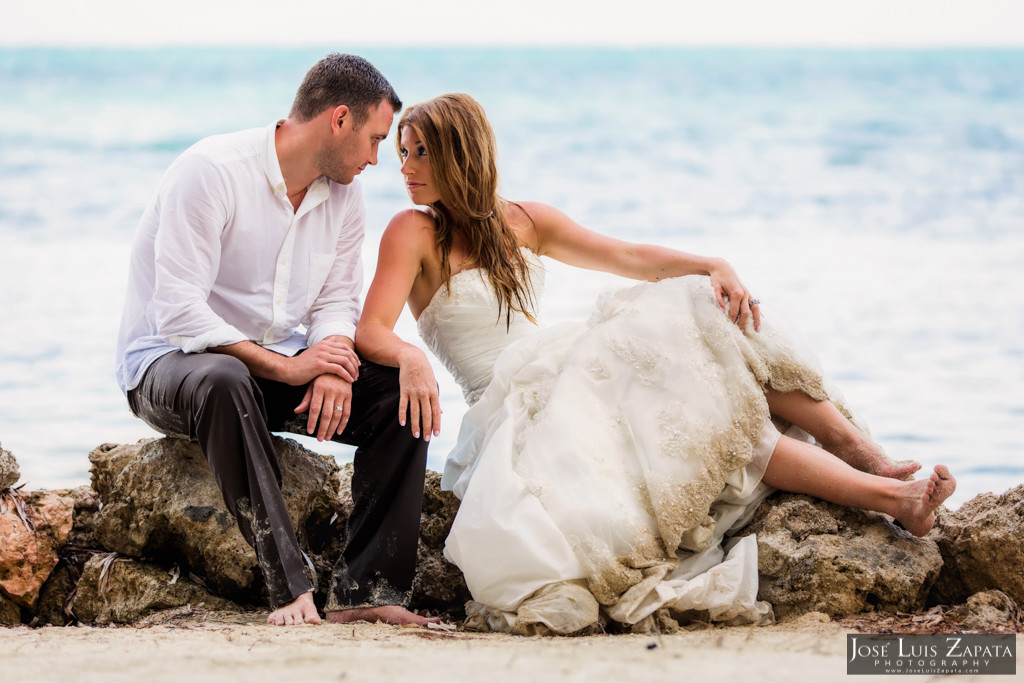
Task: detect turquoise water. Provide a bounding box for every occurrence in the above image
[1,47,1022,508]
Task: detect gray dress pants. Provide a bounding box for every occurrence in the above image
[127,350,428,610]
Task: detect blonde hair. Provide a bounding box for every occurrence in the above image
[397,93,535,326]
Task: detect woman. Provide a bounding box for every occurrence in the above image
[356,93,955,634]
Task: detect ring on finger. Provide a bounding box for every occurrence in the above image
[750,298,761,306]
[334,406,344,412]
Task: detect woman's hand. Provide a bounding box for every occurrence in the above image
[397,347,442,441]
[708,258,761,332]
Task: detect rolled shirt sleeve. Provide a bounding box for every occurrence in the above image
[304,183,365,346]
[152,154,248,352]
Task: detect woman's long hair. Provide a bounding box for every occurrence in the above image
[397,93,535,326]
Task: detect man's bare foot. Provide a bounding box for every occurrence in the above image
[892,465,957,537]
[267,591,322,626]
[325,605,440,626]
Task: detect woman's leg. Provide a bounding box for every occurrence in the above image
[764,388,920,479]
[761,434,955,537]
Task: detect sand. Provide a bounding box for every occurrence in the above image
[4,610,1018,683]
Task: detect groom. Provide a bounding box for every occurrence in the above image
[115,54,432,626]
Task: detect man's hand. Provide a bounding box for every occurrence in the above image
[708,258,761,332]
[295,373,353,441]
[397,347,441,441]
[281,337,360,386]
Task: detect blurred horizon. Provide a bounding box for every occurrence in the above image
[3,0,1024,49]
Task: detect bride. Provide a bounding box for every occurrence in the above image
[355,93,955,634]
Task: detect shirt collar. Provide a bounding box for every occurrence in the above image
[264,120,288,200]
[263,120,331,210]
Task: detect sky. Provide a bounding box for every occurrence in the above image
[2,0,1023,48]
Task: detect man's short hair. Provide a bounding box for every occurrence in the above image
[290,53,401,126]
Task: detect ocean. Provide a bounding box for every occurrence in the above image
[1,47,1022,510]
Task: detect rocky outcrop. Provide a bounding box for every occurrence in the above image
[738,493,944,619]
[7,429,1024,630]
[930,485,1024,607]
[72,554,241,624]
[83,437,470,617]
[0,489,75,608]
[89,437,341,604]
[0,443,18,489]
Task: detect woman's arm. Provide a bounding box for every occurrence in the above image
[355,210,442,441]
[522,201,761,331]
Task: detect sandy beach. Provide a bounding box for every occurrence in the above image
[2,610,1018,683]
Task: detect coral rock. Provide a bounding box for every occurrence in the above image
[88,437,341,604]
[1,593,20,625]
[947,590,1022,631]
[60,485,103,548]
[931,485,1024,607]
[0,443,18,489]
[0,489,74,608]
[739,493,943,619]
[32,564,75,626]
[73,554,241,624]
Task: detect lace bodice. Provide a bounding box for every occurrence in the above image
[416,250,544,404]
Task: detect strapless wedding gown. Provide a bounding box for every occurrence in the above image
[417,251,840,634]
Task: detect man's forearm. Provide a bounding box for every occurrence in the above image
[209,340,290,383]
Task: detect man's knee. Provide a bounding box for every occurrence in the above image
[191,354,256,402]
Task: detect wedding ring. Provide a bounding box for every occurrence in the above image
[334,406,344,412]
[749,299,761,306]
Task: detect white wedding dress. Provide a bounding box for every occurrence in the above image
[417,250,841,634]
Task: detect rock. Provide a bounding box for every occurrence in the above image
[32,564,74,626]
[72,554,241,624]
[0,443,18,489]
[60,485,103,548]
[947,590,1022,631]
[411,470,470,612]
[738,493,943,619]
[930,485,1024,607]
[1,593,21,626]
[89,437,341,604]
[0,489,75,608]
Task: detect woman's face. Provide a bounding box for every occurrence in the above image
[399,125,441,205]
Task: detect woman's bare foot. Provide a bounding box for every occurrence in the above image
[267,591,322,626]
[892,465,957,537]
[326,605,440,626]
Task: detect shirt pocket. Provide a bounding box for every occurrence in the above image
[305,253,336,309]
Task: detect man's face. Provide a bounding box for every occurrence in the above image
[317,99,395,184]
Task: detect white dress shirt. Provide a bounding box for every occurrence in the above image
[116,121,365,394]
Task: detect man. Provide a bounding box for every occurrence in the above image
[115,54,432,626]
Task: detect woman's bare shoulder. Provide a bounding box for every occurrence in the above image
[383,208,437,246]
[508,200,558,222]
[387,207,436,231]
[505,201,558,250]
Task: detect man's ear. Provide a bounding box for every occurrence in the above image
[331,105,350,133]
